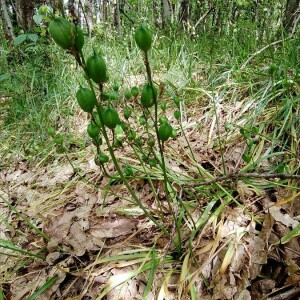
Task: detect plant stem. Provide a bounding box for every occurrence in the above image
[77,50,180,251]
[144,50,182,253]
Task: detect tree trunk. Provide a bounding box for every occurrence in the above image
[68,0,78,23]
[153,0,161,28]
[46,0,55,9]
[14,0,35,30]
[101,0,107,22]
[85,0,94,37]
[0,0,15,42]
[283,0,300,32]
[216,8,222,35]
[112,0,121,35]
[179,0,189,28]
[161,0,171,29]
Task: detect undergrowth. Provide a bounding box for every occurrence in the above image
[0,17,299,299]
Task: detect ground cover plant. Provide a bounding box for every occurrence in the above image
[0,1,300,299]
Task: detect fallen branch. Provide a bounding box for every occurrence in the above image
[267,286,300,300]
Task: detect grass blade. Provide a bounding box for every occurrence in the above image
[0,240,44,260]
[276,223,300,245]
[143,248,157,299]
[0,194,49,241]
[27,276,58,300]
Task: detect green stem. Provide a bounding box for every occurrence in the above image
[143,50,182,253]
[77,50,179,250]
[130,144,165,220]
[211,98,227,175]
[63,150,77,174]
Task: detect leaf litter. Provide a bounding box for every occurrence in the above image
[0,82,299,299]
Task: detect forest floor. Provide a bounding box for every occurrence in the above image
[0,55,300,299]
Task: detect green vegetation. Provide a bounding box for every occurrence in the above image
[0,1,299,299]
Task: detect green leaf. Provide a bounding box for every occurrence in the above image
[27,276,58,300]
[0,239,44,259]
[277,164,285,173]
[43,16,52,23]
[143,249,157,299]
[275,223,300,245]
[242,153,251,163]
[13,34,27,46]
[252,126,259,134]
[40,28,47,36]
[27,34,39,42]
[240,128,250,138]
[0,73,10,82]
[33,14,43,25]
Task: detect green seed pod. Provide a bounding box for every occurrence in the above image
[123,107,131,119]
[174,97,181,106]
[131,86,139,97]
[93,111,102,127]
[135,25,152,52]
[114,140,123,148]
[141,84,157,108]
[87,121,100,138]
[102,107,120,129]
[76,88,97,113]
[158,123,172,141]
[115,124,125,142]
[128,130,136,141]
[120,121,128,131]
[109,91,118,101]
[160,103,167,111]
[49,17,75,50]
[112,84,119,91]
[135,138,143,147]
[148,158,157,167]
[92,136,103,146]
[159,116,168,125]
[97,152,109,164]
[38,5,48,14]
[139,115,147,125]
[124,165,133,176]
[124,91,132,100]
[54,134,64,145]
[47,127,55,137]
[171,129,177,138]
[86,53,107,84]
[74,25,84,51]
[147,136,155,147]
[174,110,180,120]
[102,93,110,101]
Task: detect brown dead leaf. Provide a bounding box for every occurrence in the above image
[67,221,95,256]
[269,206,299,228]
[250,279,275,299]
[212,275,237,299]
[89,218,136,239]
[11,269,66,300]
[234,290,251,300]
[38,163,74,187]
